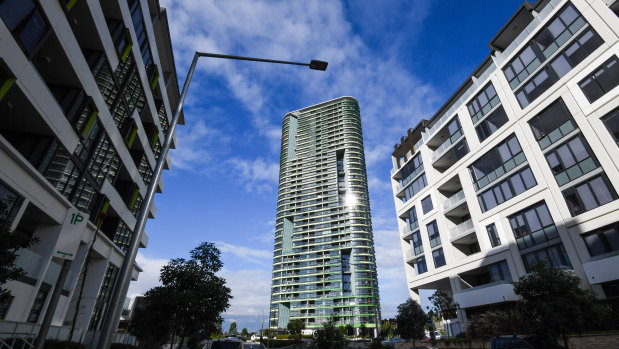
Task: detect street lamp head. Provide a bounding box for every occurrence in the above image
[309,60,328,71]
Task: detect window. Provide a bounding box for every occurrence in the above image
[478,167,537,212]
[522,243,571,272]
[402,173,427,202]
[470,134,525,190]
[432,248,446,268]
[421,195,433,214]
[427,220,441,248]
[488,261,512,283]
[486,223,502,247]
[582,223,619,257]
[475,106,509,143]
[0,0,50,57]
[504,4,586,89]
[0,296,13,320]
[27,290,48,323]
[411,231,423,256]
[406,207,419,231]
[515,28,603,108]
[509,201,558,250]
[468,82,500,124]
[544,135,598,186]
[415,256,427,275]
[562,175,617,216]
[579,56,619,103]
[400,153,424,186]
[602,109,619,146]
[529,99,577,150]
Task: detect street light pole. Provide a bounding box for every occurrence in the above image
[96,52,326,349]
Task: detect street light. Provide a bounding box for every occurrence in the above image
[96,52,327,349]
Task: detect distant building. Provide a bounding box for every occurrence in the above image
[0,0,181,342]
[390,0,619,334]
[269,97,380,335]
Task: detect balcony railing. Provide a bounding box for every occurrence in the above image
[401,221,419,239]
[449,219,475,240]
[442,189,465,212]
[431,129,464,162]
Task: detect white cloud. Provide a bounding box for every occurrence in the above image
[127,253,168,301]
[225,157,280,193]
[216,241,272,265]
[222,268,271,316]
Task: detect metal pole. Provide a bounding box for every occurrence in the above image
[97,52,326,349]
[34,259,71,349]
[96,52,201,349]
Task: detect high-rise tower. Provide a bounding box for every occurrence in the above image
[269,96,380,335]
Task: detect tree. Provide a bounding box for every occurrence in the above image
[359,323,367,338]
[429,290,458,320]
[287,319,305,341]
[228,322,237,335]
[513,264,598,349]
[240,328,249,339]
[466,308,524,339]
[314,316,345,349]
[129,288,176,348]
[345,324,354,337]
[394,299,427,346]
[0,199,37,302]
[129,242,232,348]
[380,318,396,339]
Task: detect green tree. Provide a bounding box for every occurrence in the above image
[429,290,458,320]
[513,264,598,349]
[287,319,305,341]
[359,323,368,338]
[315,316,345,349]
[240,328,249,339]
[129,242,232,348]
[345,324,354,337]
[394,299,427,346]
[380,318,396,339]
[228,322,237,335]
[129,288,176,348]
[0,199,37,302]
[466,308,524,339]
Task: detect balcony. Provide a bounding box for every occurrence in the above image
[442,190,466,214]
[454,281,518,309]
[449,219,475,242]
[431,128,464,163]
[405,247,423,263]
[401,221,419,241]
[582,252,619,285]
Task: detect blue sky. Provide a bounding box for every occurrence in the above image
[128,0,527,332]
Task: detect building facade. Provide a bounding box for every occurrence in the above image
[0,0,180,342]
[270,97,380,335]
[391,0,619,331]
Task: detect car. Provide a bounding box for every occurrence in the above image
[490,335,534,349]
[202,338,266,349]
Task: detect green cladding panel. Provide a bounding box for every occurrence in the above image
[282,217,293,254]
[287,115,298,160]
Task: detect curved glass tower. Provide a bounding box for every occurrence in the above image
[269,96,380,335]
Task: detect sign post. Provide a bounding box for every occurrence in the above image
[34,209,89,349]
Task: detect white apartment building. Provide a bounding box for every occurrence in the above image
[390,0,619,329]
[0,0,180,344]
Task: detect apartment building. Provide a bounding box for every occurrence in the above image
[270,97,380,335]
[390,0,619,329]
[0,0,180,342]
